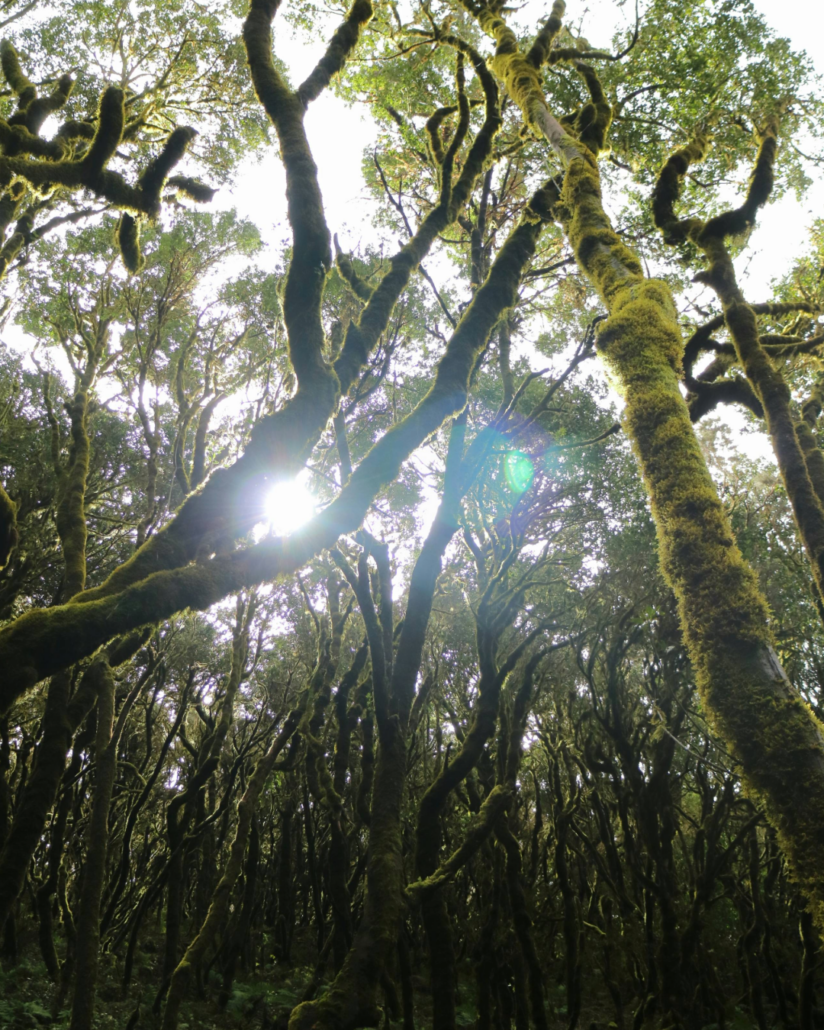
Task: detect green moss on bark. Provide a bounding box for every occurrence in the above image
[0,483,17,570]
[464,0,824,933]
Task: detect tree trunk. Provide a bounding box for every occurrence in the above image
[471,4,824,931]
[69,659,116,1030]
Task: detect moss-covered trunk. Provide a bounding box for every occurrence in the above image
[69,660,116,1030]
[470,0,824,932]
[0,666,99,929]
[290,723,407,1030]
[37,713,96,980]
[161,708,301,1030]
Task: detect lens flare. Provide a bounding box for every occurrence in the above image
[504,450,534,494]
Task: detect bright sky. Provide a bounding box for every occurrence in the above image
[223,0,824,312]
[6,0,824,481]
[219,0,824,474]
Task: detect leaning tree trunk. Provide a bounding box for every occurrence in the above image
[470,0,824,932]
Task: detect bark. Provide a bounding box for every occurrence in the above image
[101,675,191,935]
[658,125,824,620]
[0,182,553,712]
[219,814,260,1004]
[0,666,95,928]
[69,660,116,1030]
[36,712,95,979]
[466,0,824,933]
[497,817,548,1030]
[161,708,300,1030]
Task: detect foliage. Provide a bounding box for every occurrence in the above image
[0,2,824,1030]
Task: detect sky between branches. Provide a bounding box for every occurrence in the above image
[5,0,824,476]
[223,0,824,303]
[212,0,824,465]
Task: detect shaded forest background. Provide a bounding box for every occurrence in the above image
[1,1,824,1029]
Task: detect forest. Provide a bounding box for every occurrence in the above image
[1,0,824,1028]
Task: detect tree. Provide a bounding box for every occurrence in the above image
[1,1,824,1028]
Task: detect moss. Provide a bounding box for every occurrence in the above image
[70,659,115,1030]
[244,0,338,411]
[0,483,18,571]
[718,292,824,611]
[393,514,459,729]
[83,86,125,177]
[438,54,470,205]
[707,647,824,933]
[687,374,764,423]
[0,48,73,155]
[658,119,824,622]
[802,372,824,427]
[0,119,69,160]
[0,640,123,931]
[334,238,373,302]
[138,126,197,213]
[700,122,777,243]
[329,646,368,965]
[165,175,216,204]
[288,189,555,1030]
[334,34,500,398]
[490,51,546,137]
[409,785,512,899]
[468,9,824,931]
[356,708,374,825]
[24,74,74,135]
[290,726,406,1030]
[161,707,302,1030]
[525,0,566,68]
[497,817,548,1030]
[652,136,708,244]
[190,392,225,490]
[117,213,143,275]
[56,386,93,600]
[302,638,346,818]
[56,119,96,142]
[322,182,556,543]
[568,60,612,155]
[0,222,25,279]
[0,41,33,98]
[561,148,644,303]
[0,189,554,701]
[0,44,205,277]
[296,0,373,107]
[425,102,458,167]
[0,672,72,928]
[598,263,824,929]
[797,419,824,508]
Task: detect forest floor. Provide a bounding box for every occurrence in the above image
[0,934,764,1030]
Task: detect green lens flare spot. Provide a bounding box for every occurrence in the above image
[504,450,534,493]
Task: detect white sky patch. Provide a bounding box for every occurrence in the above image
[217,26,379,246]
[3,0,822,524]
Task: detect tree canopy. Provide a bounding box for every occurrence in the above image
[2,1,824,1029]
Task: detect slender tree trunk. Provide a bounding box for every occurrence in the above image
[37,714,95,980]
[0,671,73,928]
[289,725,408,1030]
[69,659,116,1030]
[161,709,300,1030]
[497,818,548,1030]
[219,814,260,1004]
[471,2,824,930]
[0,714,15,962]
[799,908,818,1030]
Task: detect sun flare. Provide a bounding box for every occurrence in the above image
[265,479,317,537]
